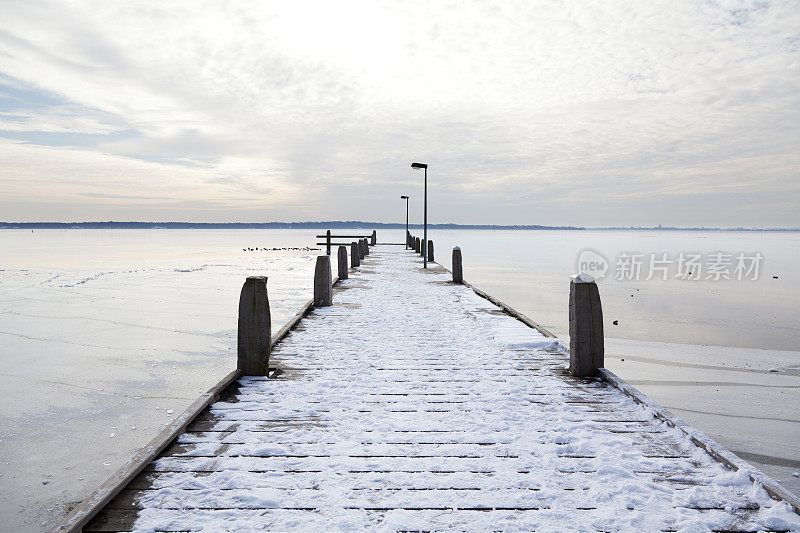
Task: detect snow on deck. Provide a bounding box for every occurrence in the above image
[88,247,800,532]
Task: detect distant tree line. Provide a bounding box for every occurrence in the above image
[0,221,584,230]
[0,221,795,231]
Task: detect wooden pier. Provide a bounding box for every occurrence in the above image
[58,243,800,532]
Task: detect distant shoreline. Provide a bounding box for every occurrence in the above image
[1,221,797,231]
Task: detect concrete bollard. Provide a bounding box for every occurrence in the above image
[351,241,360,267]
[452,247,463,283]
[237,276,271,375]
[313,255,333,307]
[363,238,370,256]
[568,273,604,377]
[427,240,434,262]
[371,230,377,246]
[337,245,348,280]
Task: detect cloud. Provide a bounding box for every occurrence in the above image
[0,105,128,134]
[0,0,798,225]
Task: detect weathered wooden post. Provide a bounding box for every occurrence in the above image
[337,245,348,280]
[414,237,420,253]
[452,247,463,283]
[314,255,332,307]
[407,232,412,247]
[371,230,377,246]
[350,241,360,267]
[362,238,370,256]
[358,239,366,260]
[569,273,604,377]
[237,276,271,375]
[326,229,331,255]
[427,240,434,262]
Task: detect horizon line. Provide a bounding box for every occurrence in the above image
[1,221,798,232]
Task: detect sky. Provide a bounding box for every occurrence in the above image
[0,1,798,227]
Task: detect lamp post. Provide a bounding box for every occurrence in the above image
[400,195,410,249]
[410,162,428,268]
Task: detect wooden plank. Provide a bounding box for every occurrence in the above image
[61,250,800,531]
[599,367,800,514]
[270,275,341,345]
[441,256,800,515]
[52,369,241,533]
[436,259,557,338]
[83,508,137,532]
[53,277,344,532]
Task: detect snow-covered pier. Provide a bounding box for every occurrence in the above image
[63,246,800,532]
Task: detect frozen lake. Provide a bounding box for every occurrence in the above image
[1,228,798,531]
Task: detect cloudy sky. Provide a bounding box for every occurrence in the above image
[0,1,798,226]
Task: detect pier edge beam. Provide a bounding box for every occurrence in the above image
[568,273,604,377]
[351,241,360,267]
[337,245,348,280]
[313,255,333,307]
[237,276,272,375]
[427,240,435,262]
[452,247,463,283]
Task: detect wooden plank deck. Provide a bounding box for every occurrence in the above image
[73,246,799,532]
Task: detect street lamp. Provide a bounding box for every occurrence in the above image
[400,195,410,249]
[410,162,428,268]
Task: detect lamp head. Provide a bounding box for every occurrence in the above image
[410,162,427,170]
[400,195,409,199]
